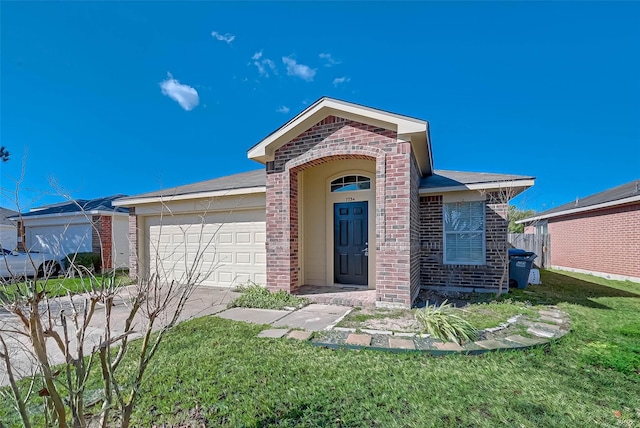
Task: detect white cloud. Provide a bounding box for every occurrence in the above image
[160,73,200,111]
[211,31,235,44]
[276,106,290,114]
[319,53,340,67]
[251,51,277,77]
[282,56,316,81]
[333,76,350,87]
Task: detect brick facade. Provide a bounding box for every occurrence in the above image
[419,192,509,291]
[92,215,113,270]
[266,115,418,307]
[548,203,640,280]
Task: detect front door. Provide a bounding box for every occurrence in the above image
[334,202,368,285]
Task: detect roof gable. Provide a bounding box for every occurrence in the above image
[247,97,433,175]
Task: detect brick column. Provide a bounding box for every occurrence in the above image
[16,221,25,251]
[375,142,413,308]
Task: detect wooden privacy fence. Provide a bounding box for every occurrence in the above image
[508,233,550,268]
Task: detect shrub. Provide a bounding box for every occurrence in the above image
[64,252,102,272]
[414,300,478,344]
[228,283,309,310]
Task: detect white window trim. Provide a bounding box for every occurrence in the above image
[443,200,486,265]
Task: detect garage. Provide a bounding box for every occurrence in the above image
[145,209,266,287]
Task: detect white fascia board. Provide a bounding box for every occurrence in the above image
[419,179,535,195]
[247,98,427,162]
[113,186,267,207]
[516,194,640,224]
[11,211,127,222]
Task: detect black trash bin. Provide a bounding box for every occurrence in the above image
[508,248,537,289]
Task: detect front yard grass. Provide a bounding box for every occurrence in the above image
[1,269,639,427]
[0,273,132,300]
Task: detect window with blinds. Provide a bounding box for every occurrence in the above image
[443,201,486,265]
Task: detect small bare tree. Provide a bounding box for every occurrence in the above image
[0,171,227,427]
[478,186,516,296]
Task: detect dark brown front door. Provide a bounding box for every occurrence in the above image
[334,202,368,285]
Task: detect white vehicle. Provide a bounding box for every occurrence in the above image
[0,249,62,279]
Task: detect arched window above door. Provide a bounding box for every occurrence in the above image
[330,175,371,192]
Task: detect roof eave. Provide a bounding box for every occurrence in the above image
[419,179,535,196]
[113,186,267,207]
[517,194,640,224]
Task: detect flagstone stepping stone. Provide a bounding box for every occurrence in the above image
[527,327,555,338]
[505,335,546,346]
[539,315,563,324]
[475,340,512,349]
[531,322,561,331]
[345,333,371,346]
[539,310,563,318]
[388,338,416,350]
[433,342,463,351]
[288,330,313,341]
[257,328,290,338]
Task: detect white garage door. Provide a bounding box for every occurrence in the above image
[26,224,92,257]
[146,210,266,287]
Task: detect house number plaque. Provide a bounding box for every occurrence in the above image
[345,197,355,202]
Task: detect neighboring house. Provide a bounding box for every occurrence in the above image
[518,180,640,283]
[13,195,130,269]
[0,207,18,251]
[115,98,534,308]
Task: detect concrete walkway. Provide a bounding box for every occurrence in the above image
[216,304,351,331]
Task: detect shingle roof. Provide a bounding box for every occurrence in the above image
[17,195,130,218]
[420,170,535,190]
[522,179,640,221]
[114,170,266,202]
[0,207,18,226]
[116,168,533,204]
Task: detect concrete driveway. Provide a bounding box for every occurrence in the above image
[0,285,240,386]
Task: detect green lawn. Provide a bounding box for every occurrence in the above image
[0,273,132,300]
[1,270,639,427]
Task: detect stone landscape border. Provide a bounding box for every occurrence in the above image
[255,306,571,356]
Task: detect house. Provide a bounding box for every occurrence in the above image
[0,207,18,251]
[114,98,534,308]
[13,195,130,269]
[518,180,640,283]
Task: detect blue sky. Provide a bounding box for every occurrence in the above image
[1,2,638,213]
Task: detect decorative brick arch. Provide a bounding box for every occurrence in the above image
[265,115,419,307]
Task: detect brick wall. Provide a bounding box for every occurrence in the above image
[548,203,640,279]
[419,192,508,290]
[266,115,417,306]
[409,153,422,301]
[92,215,113,270]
